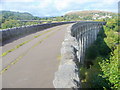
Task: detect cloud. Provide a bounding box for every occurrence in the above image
[54,0,91,11]
[101,0,119,4]
[53,0,118,11]
[2,0,36,2]
[1,0,118,16]
[36,0,53,8]
[54,0,73,11]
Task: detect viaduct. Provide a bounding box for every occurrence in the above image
[53,21,106,88]
[0,21,106,88]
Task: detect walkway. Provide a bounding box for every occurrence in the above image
[1,24,73,88]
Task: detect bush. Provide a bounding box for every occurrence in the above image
[80,57,111,89]
[99,45,120,89]
[80,18,119,89]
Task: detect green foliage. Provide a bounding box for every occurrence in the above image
[104,31,118,51]
[1,11,34,21]
[1,20,25,29]
[83,16,92,20]
[86,44,98,60]
[0,11,39,29]
[0,10,118,29]
[65,10,117,21]
[80,18,119,89]
[95,30,111,56]
[99,45,120,89]
[80,57,111,89]
[25,21,39,25]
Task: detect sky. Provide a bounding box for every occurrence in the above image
[0,0,119,17]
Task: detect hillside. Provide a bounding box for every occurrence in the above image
[0,11,41,29]
[0,10,118,29]
[0,11,36,21]
[64,10,117,20]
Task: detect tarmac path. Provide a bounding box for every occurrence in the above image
[1,24,73,88]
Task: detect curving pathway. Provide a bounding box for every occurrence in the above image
[1,24,73,88]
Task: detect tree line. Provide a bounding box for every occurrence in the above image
[1,11,117,29]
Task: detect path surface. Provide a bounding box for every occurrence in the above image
[1,24,73,88]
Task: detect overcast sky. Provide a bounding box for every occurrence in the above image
[0,0,119,17]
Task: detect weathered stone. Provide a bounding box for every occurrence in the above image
[53,21,106,89]
[0,21,75,43]
[53,60,80,88]
[53,23,80,89]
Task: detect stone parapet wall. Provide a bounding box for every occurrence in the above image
[71,21,106,64]
[0,21,75,43]
[53,21,106,89]
[53,24,80,88]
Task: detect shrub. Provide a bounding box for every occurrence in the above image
[99,45,120,89]
[80,18,119,89]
